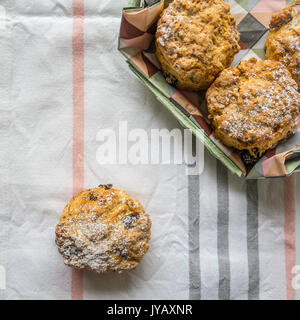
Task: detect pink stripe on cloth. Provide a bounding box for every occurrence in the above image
[72,0,85,300]
[284,175,296,300]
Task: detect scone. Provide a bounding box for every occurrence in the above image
[206,58,300,161]
[265,1,300,87]
[155,0,240,91]
[55,185,151,274]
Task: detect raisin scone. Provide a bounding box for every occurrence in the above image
[55,185,151,274]
[265,1,300,87]
[155,0,240,91]
[206,58,300,160]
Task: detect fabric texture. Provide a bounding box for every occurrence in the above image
[0,0,297,300]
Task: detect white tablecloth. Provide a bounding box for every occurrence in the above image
[0,0,299,300]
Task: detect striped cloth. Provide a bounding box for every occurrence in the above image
[188,154,296,300]
[0,0,298,300]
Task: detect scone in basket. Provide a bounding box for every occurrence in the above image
[118,0,300,179]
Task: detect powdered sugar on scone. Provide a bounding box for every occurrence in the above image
[206,58,300,158]
[155,0,240,90]
[265,1,300,87]
[55,187,151,273]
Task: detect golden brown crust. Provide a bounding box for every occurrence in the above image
[55,186,151,274]
[265,1,300,87]
[206,58,300,157]
[155,0,240,91]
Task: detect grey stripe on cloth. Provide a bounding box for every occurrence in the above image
[188,174,201,300]
[217,162,230,300]
[246,180,260,300]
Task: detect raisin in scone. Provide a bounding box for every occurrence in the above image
[206,58,300,160]
[55,185,151,274]
[265,1,300,87]
[155,0,240,91]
